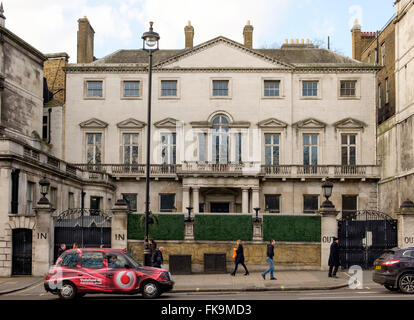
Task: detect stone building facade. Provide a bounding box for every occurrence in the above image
[0,10,115,276]
[65,18,380,217]
[378,0,414,214]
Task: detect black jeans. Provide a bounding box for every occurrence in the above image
[329,265,339,276]
[232,261,249,274]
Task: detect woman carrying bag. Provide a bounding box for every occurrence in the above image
[230,239,249,276]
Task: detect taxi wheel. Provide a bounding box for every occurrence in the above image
[58,282,77,300]
[142,281,160,299]
[399,273,414,294]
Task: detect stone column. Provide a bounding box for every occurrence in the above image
[242,188,249,213]
[111,199,129,249]
[318,206,339,271]
[397,200,414,247]
[33,203,54,276]
[192,187,200,214]
[251,187,260,213]
[182,186,190,212]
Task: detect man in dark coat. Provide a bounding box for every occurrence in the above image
[328,237,340,278]
[262,239,277,280]
[57,243,66,258]
[231,240,249,276]
[151,247,164,268]
[148,238,157,257]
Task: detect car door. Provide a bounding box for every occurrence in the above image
[78,251,106,292]
[105,252,137,292]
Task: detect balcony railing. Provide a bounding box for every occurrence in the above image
[177,161,260,175]
[72,164,180,177]
[262,165,380,179]
[69,162,380,179]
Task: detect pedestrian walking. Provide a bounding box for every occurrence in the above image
[149,238,157,257]
[72,242,79,249]
[328,237,340,278]
[230,240,249,276]
[57,243,66,258]
[151,247,164,268]
[262,239,277,280]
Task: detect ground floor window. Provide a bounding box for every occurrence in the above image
[265,194,280,213]
[122,193,137,212]
[342,195,358,220]
[303,195,319,214]
[160,194,175,212]
[90,196,102,214]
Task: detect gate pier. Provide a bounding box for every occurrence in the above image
[33,203,54,276]
[319,206,339,271]
[397,200,414,247]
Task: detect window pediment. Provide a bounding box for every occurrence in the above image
[154,118,182,129]
[117,118,146,129]
[79,118,108,129]
[257,118,288,128]
[333,118,367,130]
[292,118,326,129]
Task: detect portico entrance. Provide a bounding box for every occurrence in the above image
[181,173,260,214]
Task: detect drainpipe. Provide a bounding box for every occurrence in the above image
[48,108,51,144]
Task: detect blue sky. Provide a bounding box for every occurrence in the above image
[3,0,395,62]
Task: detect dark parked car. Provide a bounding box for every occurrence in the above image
[373,247,414,294]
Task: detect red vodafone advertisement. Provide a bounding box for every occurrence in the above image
[44,248,174,300]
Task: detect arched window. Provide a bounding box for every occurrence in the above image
[212,116,229,164]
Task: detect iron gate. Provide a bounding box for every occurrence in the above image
[12,229,33,275]
[54,209,111,261]
[338,210,398,269]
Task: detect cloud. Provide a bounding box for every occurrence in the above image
[2,0,292,62]
[348,5,363,29]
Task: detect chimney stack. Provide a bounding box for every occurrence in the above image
[77,16,95,63]
[184,21,194,49]
[0,3,6,28]
[351,19,362,61]
[243,20,253,49]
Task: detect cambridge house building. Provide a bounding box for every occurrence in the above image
[64,19,381,218]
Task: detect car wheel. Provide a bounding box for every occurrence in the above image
[399,273,414,294]
[384,285,399,292]
[142,281,160,299]
[58,282,77,300]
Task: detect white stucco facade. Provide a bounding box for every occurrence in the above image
[64,37,380,215]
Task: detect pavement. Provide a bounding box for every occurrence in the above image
[0,270,349,295]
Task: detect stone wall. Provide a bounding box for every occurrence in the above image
[128,240,321,272]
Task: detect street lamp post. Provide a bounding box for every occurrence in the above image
[142,22,160,266]
[38,176,50,205]
[321,178,334,209]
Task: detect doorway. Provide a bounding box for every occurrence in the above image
[12,229,32,275]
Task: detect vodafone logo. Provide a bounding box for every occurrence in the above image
[114,271,136,290]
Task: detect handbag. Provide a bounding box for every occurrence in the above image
[232,248,237,260]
